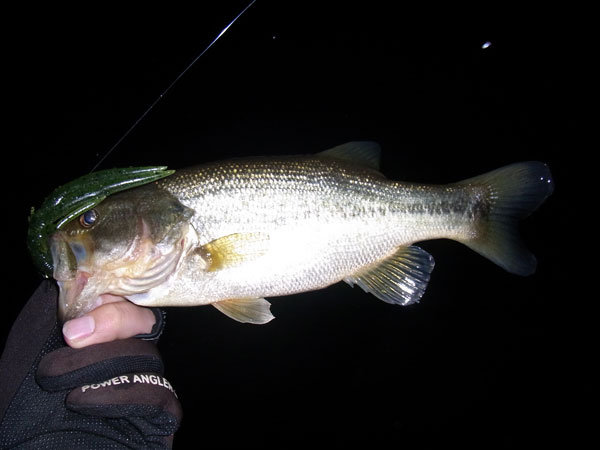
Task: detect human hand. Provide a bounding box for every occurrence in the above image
[0,281,182,449]
[62,293,159,348]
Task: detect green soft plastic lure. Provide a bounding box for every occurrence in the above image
[28,166,174,277]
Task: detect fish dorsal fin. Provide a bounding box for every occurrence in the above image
[198,232,270,272]
[318,141,381,171]
[213,298,275,324]
[344,245,435,306]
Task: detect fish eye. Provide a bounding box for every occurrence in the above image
[79,209,98,228]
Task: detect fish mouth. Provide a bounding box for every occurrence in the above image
[56,271,101,322]
[51,234,101,321]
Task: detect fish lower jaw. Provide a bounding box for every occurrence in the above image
[57,271,97,322]
[57,269,128,321]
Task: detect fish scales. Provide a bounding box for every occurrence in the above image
[162,156,484,244]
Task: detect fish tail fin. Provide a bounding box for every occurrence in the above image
[457,161,554,276]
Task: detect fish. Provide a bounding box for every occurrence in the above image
[49,141,553,323]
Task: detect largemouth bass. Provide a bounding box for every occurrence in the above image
[50,142,553,323]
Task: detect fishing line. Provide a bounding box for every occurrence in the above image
[90,0,258,173]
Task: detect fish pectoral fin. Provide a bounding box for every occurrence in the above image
[318,141,382,171]
[198,232,270,272]
[344,245,435,306]
[213,298,275,324]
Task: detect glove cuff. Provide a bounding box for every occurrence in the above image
[134,308,167,341]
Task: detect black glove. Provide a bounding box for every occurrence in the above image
[0,281,182,449]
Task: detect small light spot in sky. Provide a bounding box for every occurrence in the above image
[481,41,492,49]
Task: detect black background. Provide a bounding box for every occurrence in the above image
[3,2,587,448]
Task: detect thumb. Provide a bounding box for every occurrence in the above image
[63,296,157,348]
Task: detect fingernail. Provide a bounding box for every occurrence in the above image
[63,315,95,341]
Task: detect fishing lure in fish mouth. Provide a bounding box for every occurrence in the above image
[28,166,175,277]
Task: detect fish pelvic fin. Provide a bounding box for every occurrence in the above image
[457,161,554,276]
[344,245,435,306]
[213,298,275,324]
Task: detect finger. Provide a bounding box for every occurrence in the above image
[63,297,156,348]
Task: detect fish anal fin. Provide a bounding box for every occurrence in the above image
[344,245,435,306]
[198,232,269,272]
[318,141,381,171]
[213,298,275,324]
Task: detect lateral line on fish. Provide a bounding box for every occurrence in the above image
[89,0,258,173]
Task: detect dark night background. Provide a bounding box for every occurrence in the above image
[3,2,587,448]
